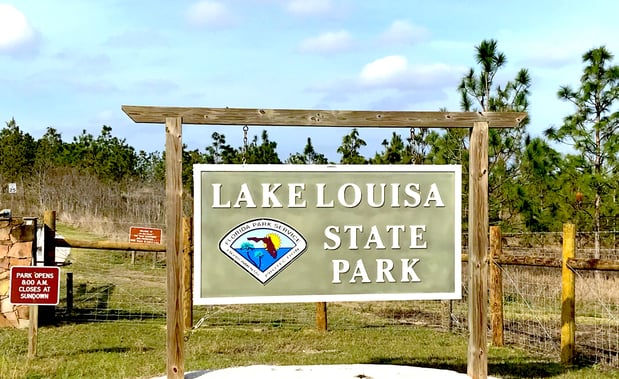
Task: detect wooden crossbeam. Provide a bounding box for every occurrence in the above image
[122,105,526,128]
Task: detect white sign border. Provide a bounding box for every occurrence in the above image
[193,164,462,305]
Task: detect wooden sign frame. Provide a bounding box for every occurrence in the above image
[123,105,525,379]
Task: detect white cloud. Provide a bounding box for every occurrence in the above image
[0,4,39,56]
[359,55,463,90]
[286,0,333,16]
[187,1,236,28]
[360,56,408,85]
[493,29,582,70]
[298,30,354,54]
[308,55,466,111]
[379,20,429,46]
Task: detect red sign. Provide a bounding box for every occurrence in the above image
[10,266,60,305]
[130,227,162,244]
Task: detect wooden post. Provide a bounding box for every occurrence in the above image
[490,226,504,347]
[28,305,38,359]
[442,300,453,331]
[561,223,576,365]
[316,302,328,331]
[447,300,454,332]
[183,217,193,330]
[165,117,184,379]
[40,211,56,325]
[43,210,56,266]
[29,216,42,359]
[467,122,489,379]
[66,272,73,315]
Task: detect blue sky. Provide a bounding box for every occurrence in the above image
[1,0,618,161]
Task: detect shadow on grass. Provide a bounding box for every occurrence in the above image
[65,308,166,323]
[42,306,166,326]
[73,346,155,354]
[34,345,156,360]
[368,356,570,378]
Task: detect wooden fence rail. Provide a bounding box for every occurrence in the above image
[55,237,166,252]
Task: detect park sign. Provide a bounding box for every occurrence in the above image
[193,164,461,305]
[10,266,60,305]
[130,226,162,244]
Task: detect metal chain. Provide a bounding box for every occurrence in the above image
[184,313,209,342]
[409,127,415,164]
[242,125,249,164]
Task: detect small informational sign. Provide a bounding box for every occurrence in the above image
[194,164,462,305]
[8,183,16,194]
[130,227,162,244]
[10,266,60,305]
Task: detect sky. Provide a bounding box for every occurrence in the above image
[1,0,618,162]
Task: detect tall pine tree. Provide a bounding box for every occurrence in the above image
[545,46,619,256]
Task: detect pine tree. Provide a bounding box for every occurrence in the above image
[545,46,619,256]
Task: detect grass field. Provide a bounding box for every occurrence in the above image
[1,320,618,379]
[1,225,618,379]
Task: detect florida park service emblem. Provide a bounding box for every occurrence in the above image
[219,218,307,284]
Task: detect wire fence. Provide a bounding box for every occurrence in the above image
[496,231,619,366]
[573,270,619,366]
[499,233,563,360]
[573,230,619,366]
[57,248,166,323]
[48,228,619,368]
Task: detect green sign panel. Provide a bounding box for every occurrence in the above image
[194,165,461,305]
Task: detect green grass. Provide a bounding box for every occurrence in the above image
[1,321,617,379]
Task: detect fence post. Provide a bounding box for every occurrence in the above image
[43,210,56,266]
[66,272,73,315]
[316,302,328,331]
[490,226,504,347]
[442,300,453,332]
[561,223,576,365]
[183,217,193,330]
[39,210,57,325]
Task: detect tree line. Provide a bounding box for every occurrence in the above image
[0,40,617,241]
